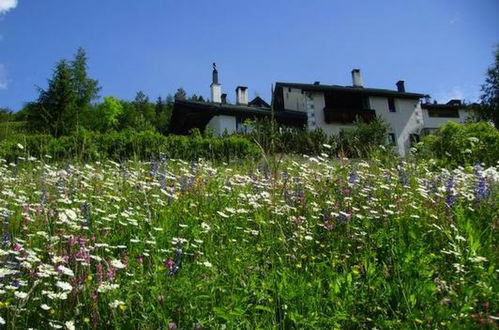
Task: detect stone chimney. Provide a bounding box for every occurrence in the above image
[351,69,363,87]
[210,63,221,103]
[236,86,248,105]
[396,80,405,93]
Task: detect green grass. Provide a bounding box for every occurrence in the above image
[0,156,497,329]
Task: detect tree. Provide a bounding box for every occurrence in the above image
[26,47,100,136]
[71,48,101,129]
[134,91,156,124]
[0,108,12,122]
[94,96,123,131]
[479,46,499,127]
[29,60,77,136]
[174,88,186,101]
[155,96,173,134]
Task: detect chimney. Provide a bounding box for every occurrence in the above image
[351,69,363,87]
[221,93,227,104]
[236,86,248,105]
[396,80,405,93]
[210,63,222,103]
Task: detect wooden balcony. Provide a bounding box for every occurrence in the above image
[323,108,376,124]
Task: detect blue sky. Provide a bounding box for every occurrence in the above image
[0,0,498,110]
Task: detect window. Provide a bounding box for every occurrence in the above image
[428,109,459,118]
[388,97,396,112]
[388,133,396,145]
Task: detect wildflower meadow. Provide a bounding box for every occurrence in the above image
[0,155,497,328]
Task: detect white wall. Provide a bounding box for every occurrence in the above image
[282,87,307,112]
[421,108,470,129]
[206,115,236,135]
[211,83,221,103]
[370,97,422,156]
[280,86,424,156]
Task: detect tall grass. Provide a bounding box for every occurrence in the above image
[0,157,497,328]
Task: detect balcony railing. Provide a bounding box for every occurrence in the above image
[323,108,376,124]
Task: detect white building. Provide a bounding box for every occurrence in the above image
[273,70,425,155]
[170,65,305,135]
[420,99,472,135]
[171,65,475,156]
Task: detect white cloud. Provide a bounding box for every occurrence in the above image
[0,0,18,14]
[0,64,7,89]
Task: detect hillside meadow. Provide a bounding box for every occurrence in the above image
[0,155,497,329]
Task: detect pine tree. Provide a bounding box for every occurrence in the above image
[37,60,78,137]
[174,88,187,101]
[71,47,101,130]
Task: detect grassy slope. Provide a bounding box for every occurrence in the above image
[0,157,497,329]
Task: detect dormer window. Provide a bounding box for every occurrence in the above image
[388,97,396,112]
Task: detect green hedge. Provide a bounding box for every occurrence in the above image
[416,121,499,167]
[0,129,261,162]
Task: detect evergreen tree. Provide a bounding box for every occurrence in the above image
[71,47,101,129]
[174,88,187,100]
[34,60,78,137]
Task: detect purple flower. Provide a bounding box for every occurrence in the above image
[474,165,489,202]
[445,177,456,207]
[348,172,358,184]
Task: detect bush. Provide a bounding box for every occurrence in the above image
[0,129,260,162]
[416,121,499,167]
[337,117,391,158]
[248,116,392,159]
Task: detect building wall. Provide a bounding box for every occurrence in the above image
[370,97,422,156]
[308,92,355,135]
[283,89,422,155]
[421,108,470,130]
[206,115,237,135]
[282,87,307,112]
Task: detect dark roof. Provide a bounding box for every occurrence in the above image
[421,101,466,110]
[248,96,271,108]
[170,100,306,134]
[275,82,425,99]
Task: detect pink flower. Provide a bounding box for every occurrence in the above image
[106,267,116,280]
[164,258,174,270]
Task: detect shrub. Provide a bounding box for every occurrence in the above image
[0,129,260,163]
[416,121,499,167]
[248,116,391,159]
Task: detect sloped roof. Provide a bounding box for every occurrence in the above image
[276,82,426,99]
[248,96,271,108]
[170,100,306,134]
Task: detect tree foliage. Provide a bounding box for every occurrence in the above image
[28,60,77,137]
[478,45,499,127]
[27,48,100,136]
